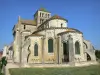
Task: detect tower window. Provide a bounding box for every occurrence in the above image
[42,13,44,17]
[24,25,26,29]
[40,13,41,17]
[48,14,49,18]
[45,14,47,18]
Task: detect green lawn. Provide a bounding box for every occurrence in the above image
[9,65,100,75]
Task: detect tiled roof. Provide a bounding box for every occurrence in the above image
[20,19,36,25]
[38,8,50,12]
[50,15,68,22]
[58,28,82,35]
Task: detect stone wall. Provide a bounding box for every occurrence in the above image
[61,32,85,62]
[28,36,43,63]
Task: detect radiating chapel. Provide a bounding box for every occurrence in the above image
[12,8,96,66]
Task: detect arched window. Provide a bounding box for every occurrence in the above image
[61,23,63,28]
[40,13,41,17]
[75,41,80,54]
[48,39,53,53]
[83,42,88,49]
[48,14,49,18]
[34,43,38,56]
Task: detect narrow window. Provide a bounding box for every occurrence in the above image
[48,14,49,18]
[61,23,63,28]
[45,14,47,18]
[40,19,42,24]
[34,43,38,56]
[48,39,53,53]
[24,25,26,29]
[75,41,80,54]
[40,13,41,17]
[42,13,44,17]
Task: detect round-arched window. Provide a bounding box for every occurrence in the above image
[75,41,80,54]
[34,43,38,56]
[48,39,53,53]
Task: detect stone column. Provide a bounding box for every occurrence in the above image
[68,35,75,66]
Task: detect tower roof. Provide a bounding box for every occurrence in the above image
[50,15,68,22]
[38,8,50,13]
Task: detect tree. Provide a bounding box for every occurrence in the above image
[0,56,7,75]
[95,50,100,59]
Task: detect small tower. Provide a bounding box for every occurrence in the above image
[34,8,51,27]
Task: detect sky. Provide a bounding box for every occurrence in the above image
[0,0,100,50]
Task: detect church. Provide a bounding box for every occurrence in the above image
[12,8,96,66]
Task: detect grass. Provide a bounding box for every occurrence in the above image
[9,65,100,75]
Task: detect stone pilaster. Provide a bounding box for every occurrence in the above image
[58,36,62,64]
[54,37,57,64]
[14,30,20,63]
[41,37,45,64]
[56,37,59,64]
[68,35,75,66]
[22,46,29,67]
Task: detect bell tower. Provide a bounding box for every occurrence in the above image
[34,8,51,27]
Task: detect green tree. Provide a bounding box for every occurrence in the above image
[95,50,100,59]
[0,56,7,75]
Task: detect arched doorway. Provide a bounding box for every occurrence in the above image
[87,53,91,61]
[63,42,69,62]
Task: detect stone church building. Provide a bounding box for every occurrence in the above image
[12,8,96,66]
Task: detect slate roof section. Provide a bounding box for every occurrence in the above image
[20,19,36,25]
[50,15,68,22]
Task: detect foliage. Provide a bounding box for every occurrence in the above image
[95,50,100,59]
[0,56,7,75]
[9,65,100,75]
